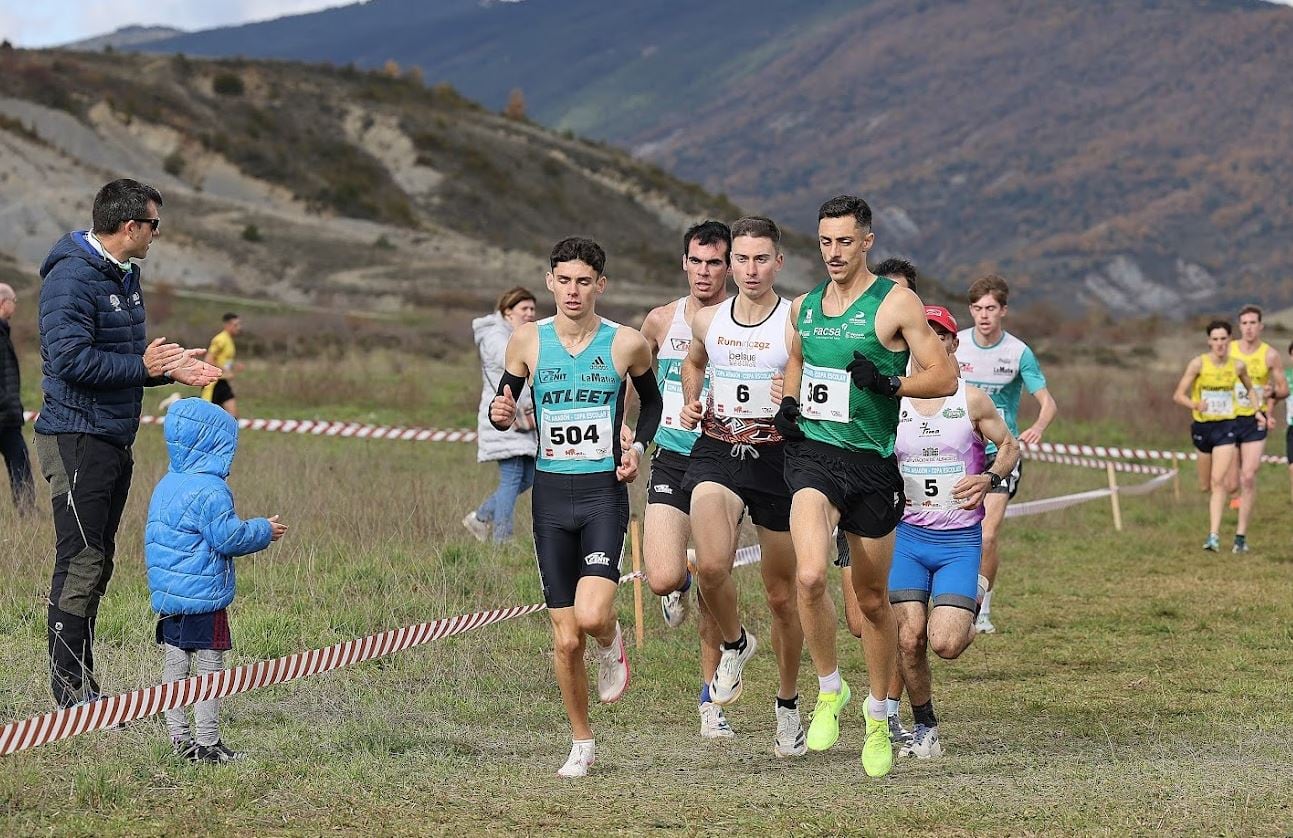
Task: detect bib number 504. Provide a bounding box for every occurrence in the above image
[551,424,600,445]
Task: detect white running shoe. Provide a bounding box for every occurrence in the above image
[699,701,735,739]
[461,511,490,543]
[888,714,913,748]
[709,631,757,706]
[974,612,996,634]
[773,703,807,758]
[595,623,630,703]
[901,723,943,758]
[557,739,596,778]
[660,586,689,629]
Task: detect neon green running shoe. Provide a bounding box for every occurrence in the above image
[862,712,894,777]
[806,679,851,751]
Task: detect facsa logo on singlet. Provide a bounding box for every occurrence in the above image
[584,551,611,566]
[539,369,568,384]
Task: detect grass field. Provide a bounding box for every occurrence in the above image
[1,354,1291,835]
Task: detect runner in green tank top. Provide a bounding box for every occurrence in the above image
[772,195,957,778]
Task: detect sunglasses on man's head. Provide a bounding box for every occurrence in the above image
[132,218,161,232]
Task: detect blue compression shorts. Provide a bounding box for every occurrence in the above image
[888,521,982,612]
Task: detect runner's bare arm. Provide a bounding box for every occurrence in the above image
[1172,357,1203,412]
[680,305,716,428]
[1236,359,1257,408]
[779,295,806,405]
[1019,387,1057,446]
[1267,346,1288,401]
[892,288,957,398]
[954,386,1020,508]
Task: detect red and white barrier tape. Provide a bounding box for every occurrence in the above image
[1026,441,1286,467]
[1023,449,1174,475]
[0,603,542,757]
[1005,470,1176,518]
[20,412,479,444]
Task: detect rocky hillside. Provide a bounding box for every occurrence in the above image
[132,0,1293,313]
[0,47,809,328]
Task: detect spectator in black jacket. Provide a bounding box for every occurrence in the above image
[35,178,222,708]
[0,282,34,513]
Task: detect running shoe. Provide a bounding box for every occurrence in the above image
[806,679,851,752]
[595,623,630,703]
[900,723,943,759]
[1203,532,1220,552]
[773,702,807,758]
[888,714,913,748]
[660,587,689,629]
[974,612,996,634]
[557,739,596,778]
[194,741,246,764]
[461,511,490,543]
[710,631,757,706]
[699,702,735,739]
[1233,535,1249,554]
[862,713,894,777]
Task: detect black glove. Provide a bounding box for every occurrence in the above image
[846,350,901,396]
[774,396,806,441]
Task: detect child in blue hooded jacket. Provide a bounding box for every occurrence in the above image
[145,398,287,763]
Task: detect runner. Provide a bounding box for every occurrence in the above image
[1223,305,1287,552]
[201,313,242,418]
[1286,341,1293,505]
[835,257,919,746]
[488,237,662,778]
[639,220,735,739]
[890,305,1018,759]
[956,275,1057,634]
[776,195,957,778]
[679,216,807,759]
[1171,320,1255,552]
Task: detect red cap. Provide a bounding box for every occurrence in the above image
[924,305,958,334]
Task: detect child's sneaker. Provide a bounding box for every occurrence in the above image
[195,741,246,764]
[172,737,201,761]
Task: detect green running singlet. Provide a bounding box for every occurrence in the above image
[796,277,909,456]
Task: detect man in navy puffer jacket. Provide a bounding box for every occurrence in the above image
[146,397,286,762]
[35,178,221,707]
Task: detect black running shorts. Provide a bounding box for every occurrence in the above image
[681,434,791,531]
[210,379,235,406]
[531,470,628,608]
[647,448,692,513]
[1232,414,1267,444]
[784,438,903,539]
[984,450,1023,499]
[1191,419,1237,454]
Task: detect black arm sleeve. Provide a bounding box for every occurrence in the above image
[489,371,528,431]
[630,368,662,449]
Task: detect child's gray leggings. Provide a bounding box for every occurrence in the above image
[162,645,225,746]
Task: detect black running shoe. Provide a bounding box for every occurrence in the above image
[195,741,246,764]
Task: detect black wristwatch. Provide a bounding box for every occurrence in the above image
[985,471,1003,491]
[883,375,902,397]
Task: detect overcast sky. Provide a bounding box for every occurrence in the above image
[0,1,349,47]
[2,0,1291,48]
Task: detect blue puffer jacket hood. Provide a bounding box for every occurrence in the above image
[145,398,272,615]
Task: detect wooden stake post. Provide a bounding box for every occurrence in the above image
[630,515,645,649]
[1106,462,1123,532]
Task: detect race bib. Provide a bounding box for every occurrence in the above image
[661,378,704,434]
[542,406,613,461]
[711,367,774,419]
[800,363,850,423]
[1201,388,1233,418]
[900,460,968,511]
[1234,380,1261,411]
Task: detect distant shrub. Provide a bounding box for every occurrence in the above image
[374,235,395,250]
[241,224,263,243]
[163,150,184,176]
[213,72,245,96]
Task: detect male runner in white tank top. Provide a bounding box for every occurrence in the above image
[638,220,736,739]
[679,216,808,759]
